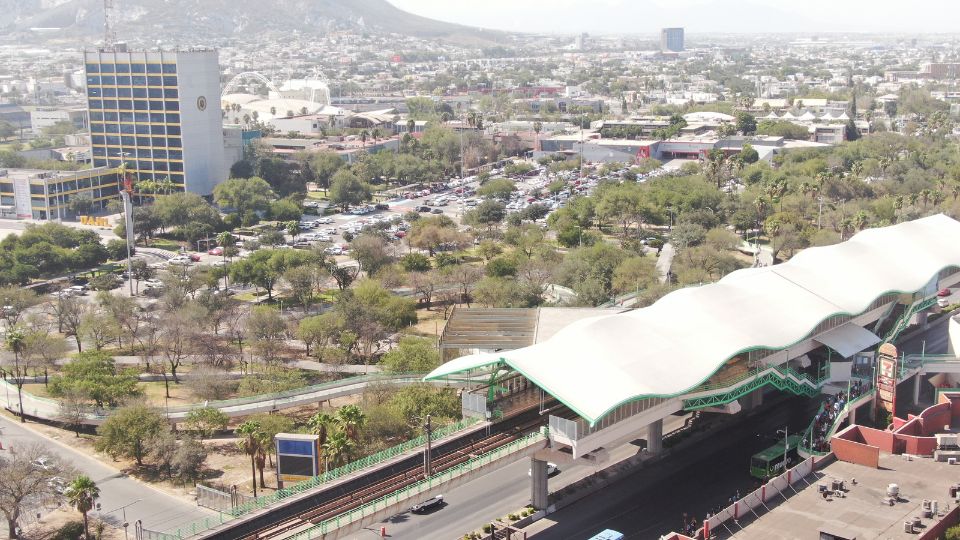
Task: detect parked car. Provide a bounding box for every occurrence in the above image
[417,206,431,213]
[430,208,443,214]
[528,462,559,476]
[143,279,164,288]
[208,247,224,256]
[189,253,202,262]
[168,255,192,265]
[938,288,952,297]
[411,495,444,514]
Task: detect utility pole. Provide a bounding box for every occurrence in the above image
[103,0,116,47]
[423,414,432,478]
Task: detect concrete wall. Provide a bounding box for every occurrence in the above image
[919,503,960,540]
[831,427,881,468]
[948,315,960,356]
[176,51,226,195]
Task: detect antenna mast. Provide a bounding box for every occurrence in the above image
[103,0,116,47]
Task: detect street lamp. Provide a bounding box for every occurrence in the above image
[776,427,789,473]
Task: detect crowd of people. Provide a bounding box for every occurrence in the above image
[809,379,869,452]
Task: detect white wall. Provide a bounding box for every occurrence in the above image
[176,51,226,195]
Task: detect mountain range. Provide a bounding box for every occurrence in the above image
[0,0,503,44]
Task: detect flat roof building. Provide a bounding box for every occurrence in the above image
[84,49,226,195]
[0,167,121,220]
[661,27,685,53]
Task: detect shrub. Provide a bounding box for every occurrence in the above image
[482,524,493,534]
[105,238,130,260]
[88,273,121,291]
[946,524,960,540]
[51,522,85,540]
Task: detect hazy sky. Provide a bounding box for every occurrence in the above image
[387,0,960,35]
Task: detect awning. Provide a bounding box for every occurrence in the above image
[814,323,881,358]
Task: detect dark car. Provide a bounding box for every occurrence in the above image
[375,203,389,211]
[431,208,443,214]
[411,495,443,514]
[417,206,432,213]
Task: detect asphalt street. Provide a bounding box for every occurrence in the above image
[0,415,211,533]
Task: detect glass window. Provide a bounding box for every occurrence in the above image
[116,75,130,85]
[132,75,147,86]
[89,99,103,109]
[104,111,118,122]
[120,124,134,134]
[100,63,115,73]
[147,63,162,73]
[168,150,182,160]
[94,158,107,167]
[132,88,147,98]
[165,89,178,98]
[138,160,153,171]
[152,137,166,147]
[169,173,184,184]
[77,178,91,189]
[106,135,121,146]
[87,87,102,98]
[101,75,115,85]
[93,147,106,156]
[85,63,100,73]
[133,100,149,111]
[153,149,167,159]
[166,125,180,136]
[162,63,177,73]
[104,124,119,134]
[102,87,117,97]
[153,161,167,172]
[167,137,181,147]
[131,63,145,73]
[165,100,179,111]
[151,125,166,135]
[149,100,164,111]
[30,185,45,195]
[121,135,135,146]
[117,100,133,110]
[148,88,163,98]
[89,112,103,121]
[162,76,177,86]
[102,99,118,110]
[101,184,118,196]
[91,123,105,133]
[169,161,183,172]
[135,125,150,135]
[119,112,133,122]
[135,112,149,122]
[138,149,152,158]
[136,136,151,146]
[149,113,165,122]
[148,76,162,86]
[87,75,100,86]
[91,135,105,145]
[115,63,130,73]
[117,87,131,97]
[165,113,180,123]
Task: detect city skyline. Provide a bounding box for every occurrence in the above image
[388,0,960,35]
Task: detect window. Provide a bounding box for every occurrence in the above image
[148,76,162,86]
[100,63,115,73]
[115,63,130,73]
[85,63,100,73]
[117,100,133,110]
[116,75,130,85]
[151,125,166,135]
[135,125,150,135]
[133,100,149,111]
[168,125,182,136]
[149,113,165,122]
[135,112,149,123]
[117,87,131,98]
[102,99,118,110]
[132,75,147,86]
[104,124,119,134]
[138,149,152,158]
[87,76,100,86]
[151,137,166,147]
[169,173,184,184]
[91,123,105,133]
[101,75,115,85]
[0,182,13,193]
[165,113,180,123]
[149,100,164,111]
[138,160,154,171]
[30,185,45,195]
[102,87,117,97]
[121,136,135,146]
[168,150,182,160]
[131,63,145,73]
[165,89,178,98]
[153,161,167,172]
[153,149,167,159]
[165,101,179,111]
[148,88,163,98]
[104,111,118,122]
[88,87,102,98]
[120,124,134,135]
[136,136,151,146]
[147,63,162,74]
[162,63,177,73]
[106,136,121,146]
[94,158,107,167]
[169,161,183,172]
[162,76,177,86]
[167,137,181,147]
[90,112,103,122]
[89,99,103,109]
[119,112,133,122]
[91,135,105,145]
[132,88,148,99]
[93,147,106,156]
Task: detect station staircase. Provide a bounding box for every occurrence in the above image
[682,363,828,411]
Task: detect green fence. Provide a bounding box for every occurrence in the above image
[684,363,827,411]
[799,388,876,456]
[289,428,549,539]
[164,415,480,538]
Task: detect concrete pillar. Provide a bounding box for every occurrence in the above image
[918,311,929,331]
[848,403,856,426]
[914,373,922,406]
[647,418,663,454]
[751,387,764,409]
[530,457,549,510]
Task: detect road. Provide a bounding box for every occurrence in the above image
[0,415,211,533]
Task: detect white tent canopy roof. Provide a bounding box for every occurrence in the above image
[813,323,881,358]
[426,215,960,424]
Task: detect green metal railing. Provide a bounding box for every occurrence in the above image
[683,363,828,411]
[886,296,938,344]
[162,416,480,539]
[799,388,876,456]
[288,428,549,539]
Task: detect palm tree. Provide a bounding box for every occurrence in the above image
[308,412,335,457]
[65,475,99,540]
[952,183,960,202]
[893,195,904,222]
[932,190,946,207]
[286,221,301,241]
[322,431,354,469]
[5,327,26,423]
[839,217,854,241]
[533,121,543,151]
[853,210,869,231]
[236,421,263,497]
[335,404,366,442]
[216,231,234,289]
[908,192,920,208]
[920,188,932,208]
[406,118,416,137]
[360,130,369,149]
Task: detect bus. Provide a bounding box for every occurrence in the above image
[587,530,624,540]
[750,434,803,480]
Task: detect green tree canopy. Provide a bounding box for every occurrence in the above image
[95,404,168,465]
[49,351,141,408]
[379,336,441,373]
[213,177,276,217]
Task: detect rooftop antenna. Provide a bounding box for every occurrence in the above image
[103,0,117,48]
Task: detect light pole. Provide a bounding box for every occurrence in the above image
[102,499,141,540]
[777,427,789,472]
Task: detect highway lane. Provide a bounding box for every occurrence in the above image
[0,415,211,533]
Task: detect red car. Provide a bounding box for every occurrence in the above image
[394,230,406,238]
[208,247,224,256]
[189,253,202,262]
[938,288,952,297]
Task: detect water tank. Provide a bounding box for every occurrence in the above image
[904,521,914,533]
[888,484,900,498]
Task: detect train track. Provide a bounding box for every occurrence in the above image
[235,402,559,540]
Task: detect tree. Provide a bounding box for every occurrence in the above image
[3,327,28,422]
[612,256,659,295]
[0,286,39,327]
[308,412,336,466]
[230,248,315,300]
[407,216,469,256]
[322,430,354,469]
[400,253,431,272]
[310,152,344,193]
[739,144,759,164]
[49,351,141,409]
[476,178,516,201]
[236,420,263,496]
[735,112,757,135]
[379,336,440,373]
[95,404,168,466]
[246,306,286,363]
[298,313,342,358]
[184,407,229,440]
[283,265,316,311]
[250,412,294,471]
[329,169,372,211]
[463,200,506,228]
[350,233,393,275]
[335,404,366,442]
[64,475,99,540]
[0,443,68,539]
[171,437,208,484]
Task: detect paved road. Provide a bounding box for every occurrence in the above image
[0,415,211,533]
[656,242,675,284]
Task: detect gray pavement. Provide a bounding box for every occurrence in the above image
[0,415,211,533]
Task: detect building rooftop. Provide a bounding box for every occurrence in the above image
[734,455,957,539]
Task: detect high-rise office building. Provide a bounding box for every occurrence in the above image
[84,49,225,195]
[660,27,685,53]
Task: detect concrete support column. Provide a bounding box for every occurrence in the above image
[751,387,764,409]
[918,311,929,331]
[647,418,664,454]
[848,403,857,426]
[914,373,922,406]
[530,457,549,511]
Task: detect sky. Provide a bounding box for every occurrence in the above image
[387,0,960,35]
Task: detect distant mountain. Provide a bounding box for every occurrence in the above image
[1,0,504,44]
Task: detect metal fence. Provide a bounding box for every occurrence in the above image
[196,484,254,513]
[461,392,487,418]
[163,415,481,538]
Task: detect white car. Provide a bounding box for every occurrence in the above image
[168,256,192,265]
[325,246,343,255]
[528,462,558,476]
[316,234,332,242]
[143,278,164,288]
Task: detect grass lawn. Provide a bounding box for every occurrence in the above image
[144,238,183,252]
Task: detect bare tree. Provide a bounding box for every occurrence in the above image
[48,295,86,351]
[158,309,195,396]
[0,287,40,328]
[21,327,69,386]
[57,387,90,437]
[0,443,72,538]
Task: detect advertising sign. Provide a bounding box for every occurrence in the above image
[876,343,899,414]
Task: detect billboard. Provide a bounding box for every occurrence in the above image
[275,434,320,489]
[876,343,898,414]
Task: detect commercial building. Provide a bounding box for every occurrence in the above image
[0,167,121,220]
[661,27,684,53]
[84,48,226,195]
[30,107,88,132]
